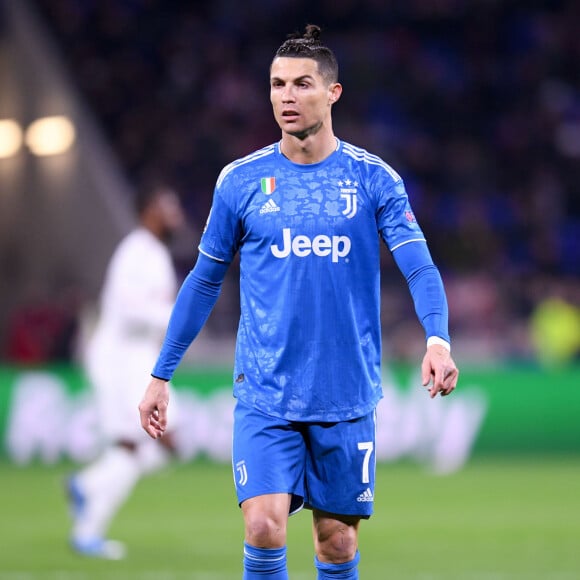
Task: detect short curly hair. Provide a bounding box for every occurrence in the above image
[273,24,339,84]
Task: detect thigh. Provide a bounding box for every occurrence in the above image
[306,409,377,518]
[232,399,306,513]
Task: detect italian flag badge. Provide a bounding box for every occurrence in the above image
[260,177,276,195]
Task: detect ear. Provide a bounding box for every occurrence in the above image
[328,82,343,105]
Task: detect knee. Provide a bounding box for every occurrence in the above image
[315,517,359,563]
[244,511,287,548]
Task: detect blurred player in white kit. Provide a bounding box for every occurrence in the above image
[67,181,186,559]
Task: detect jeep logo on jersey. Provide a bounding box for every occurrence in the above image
[270,228,351,262]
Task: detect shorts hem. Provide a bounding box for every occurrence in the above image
[305,501,373,519]
[237,492,305,516]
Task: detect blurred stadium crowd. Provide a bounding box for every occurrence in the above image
[13,0,580,363]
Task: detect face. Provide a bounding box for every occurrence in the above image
[270,57,342,139]
[152,188,186,240]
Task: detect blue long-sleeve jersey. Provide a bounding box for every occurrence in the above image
[153,139,450,422]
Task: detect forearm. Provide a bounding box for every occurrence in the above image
[152,253,228,380]
[392,241,450,344]
[409,265,449,342]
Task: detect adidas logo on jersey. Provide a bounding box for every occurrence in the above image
[259,198,280,215]
[356,488,374,502]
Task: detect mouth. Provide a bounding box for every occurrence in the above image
[281,110,299,121]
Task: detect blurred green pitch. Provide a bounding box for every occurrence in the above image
[0,457,578,579]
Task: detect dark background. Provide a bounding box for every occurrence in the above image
[2,0,579,364]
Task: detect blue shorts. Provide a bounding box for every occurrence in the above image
[232,399,377,518]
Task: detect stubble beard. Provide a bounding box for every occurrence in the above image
[285,120,323,141]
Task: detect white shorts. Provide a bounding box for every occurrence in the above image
[85,337,176,443]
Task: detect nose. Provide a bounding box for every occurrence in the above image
[281,85,295,103]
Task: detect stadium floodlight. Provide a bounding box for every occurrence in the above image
[0,118,23,159]
[25,115,76,156]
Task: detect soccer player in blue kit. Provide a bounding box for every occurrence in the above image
[139,24,459,579]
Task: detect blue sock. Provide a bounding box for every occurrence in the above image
[315,551,360,579]
[243,543,288,579]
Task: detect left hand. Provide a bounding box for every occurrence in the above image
[421,344,459,398]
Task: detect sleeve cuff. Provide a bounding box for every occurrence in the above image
[427,336,451,351]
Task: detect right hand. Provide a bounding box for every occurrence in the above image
[139,377,170,439]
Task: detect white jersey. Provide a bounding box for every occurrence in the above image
[85,227,177,440]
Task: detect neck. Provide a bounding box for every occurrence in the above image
[140,218,163,242]
[280,127,337,165]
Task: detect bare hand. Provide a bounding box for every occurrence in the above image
[421,344,459,398]
[139,377,170,439]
